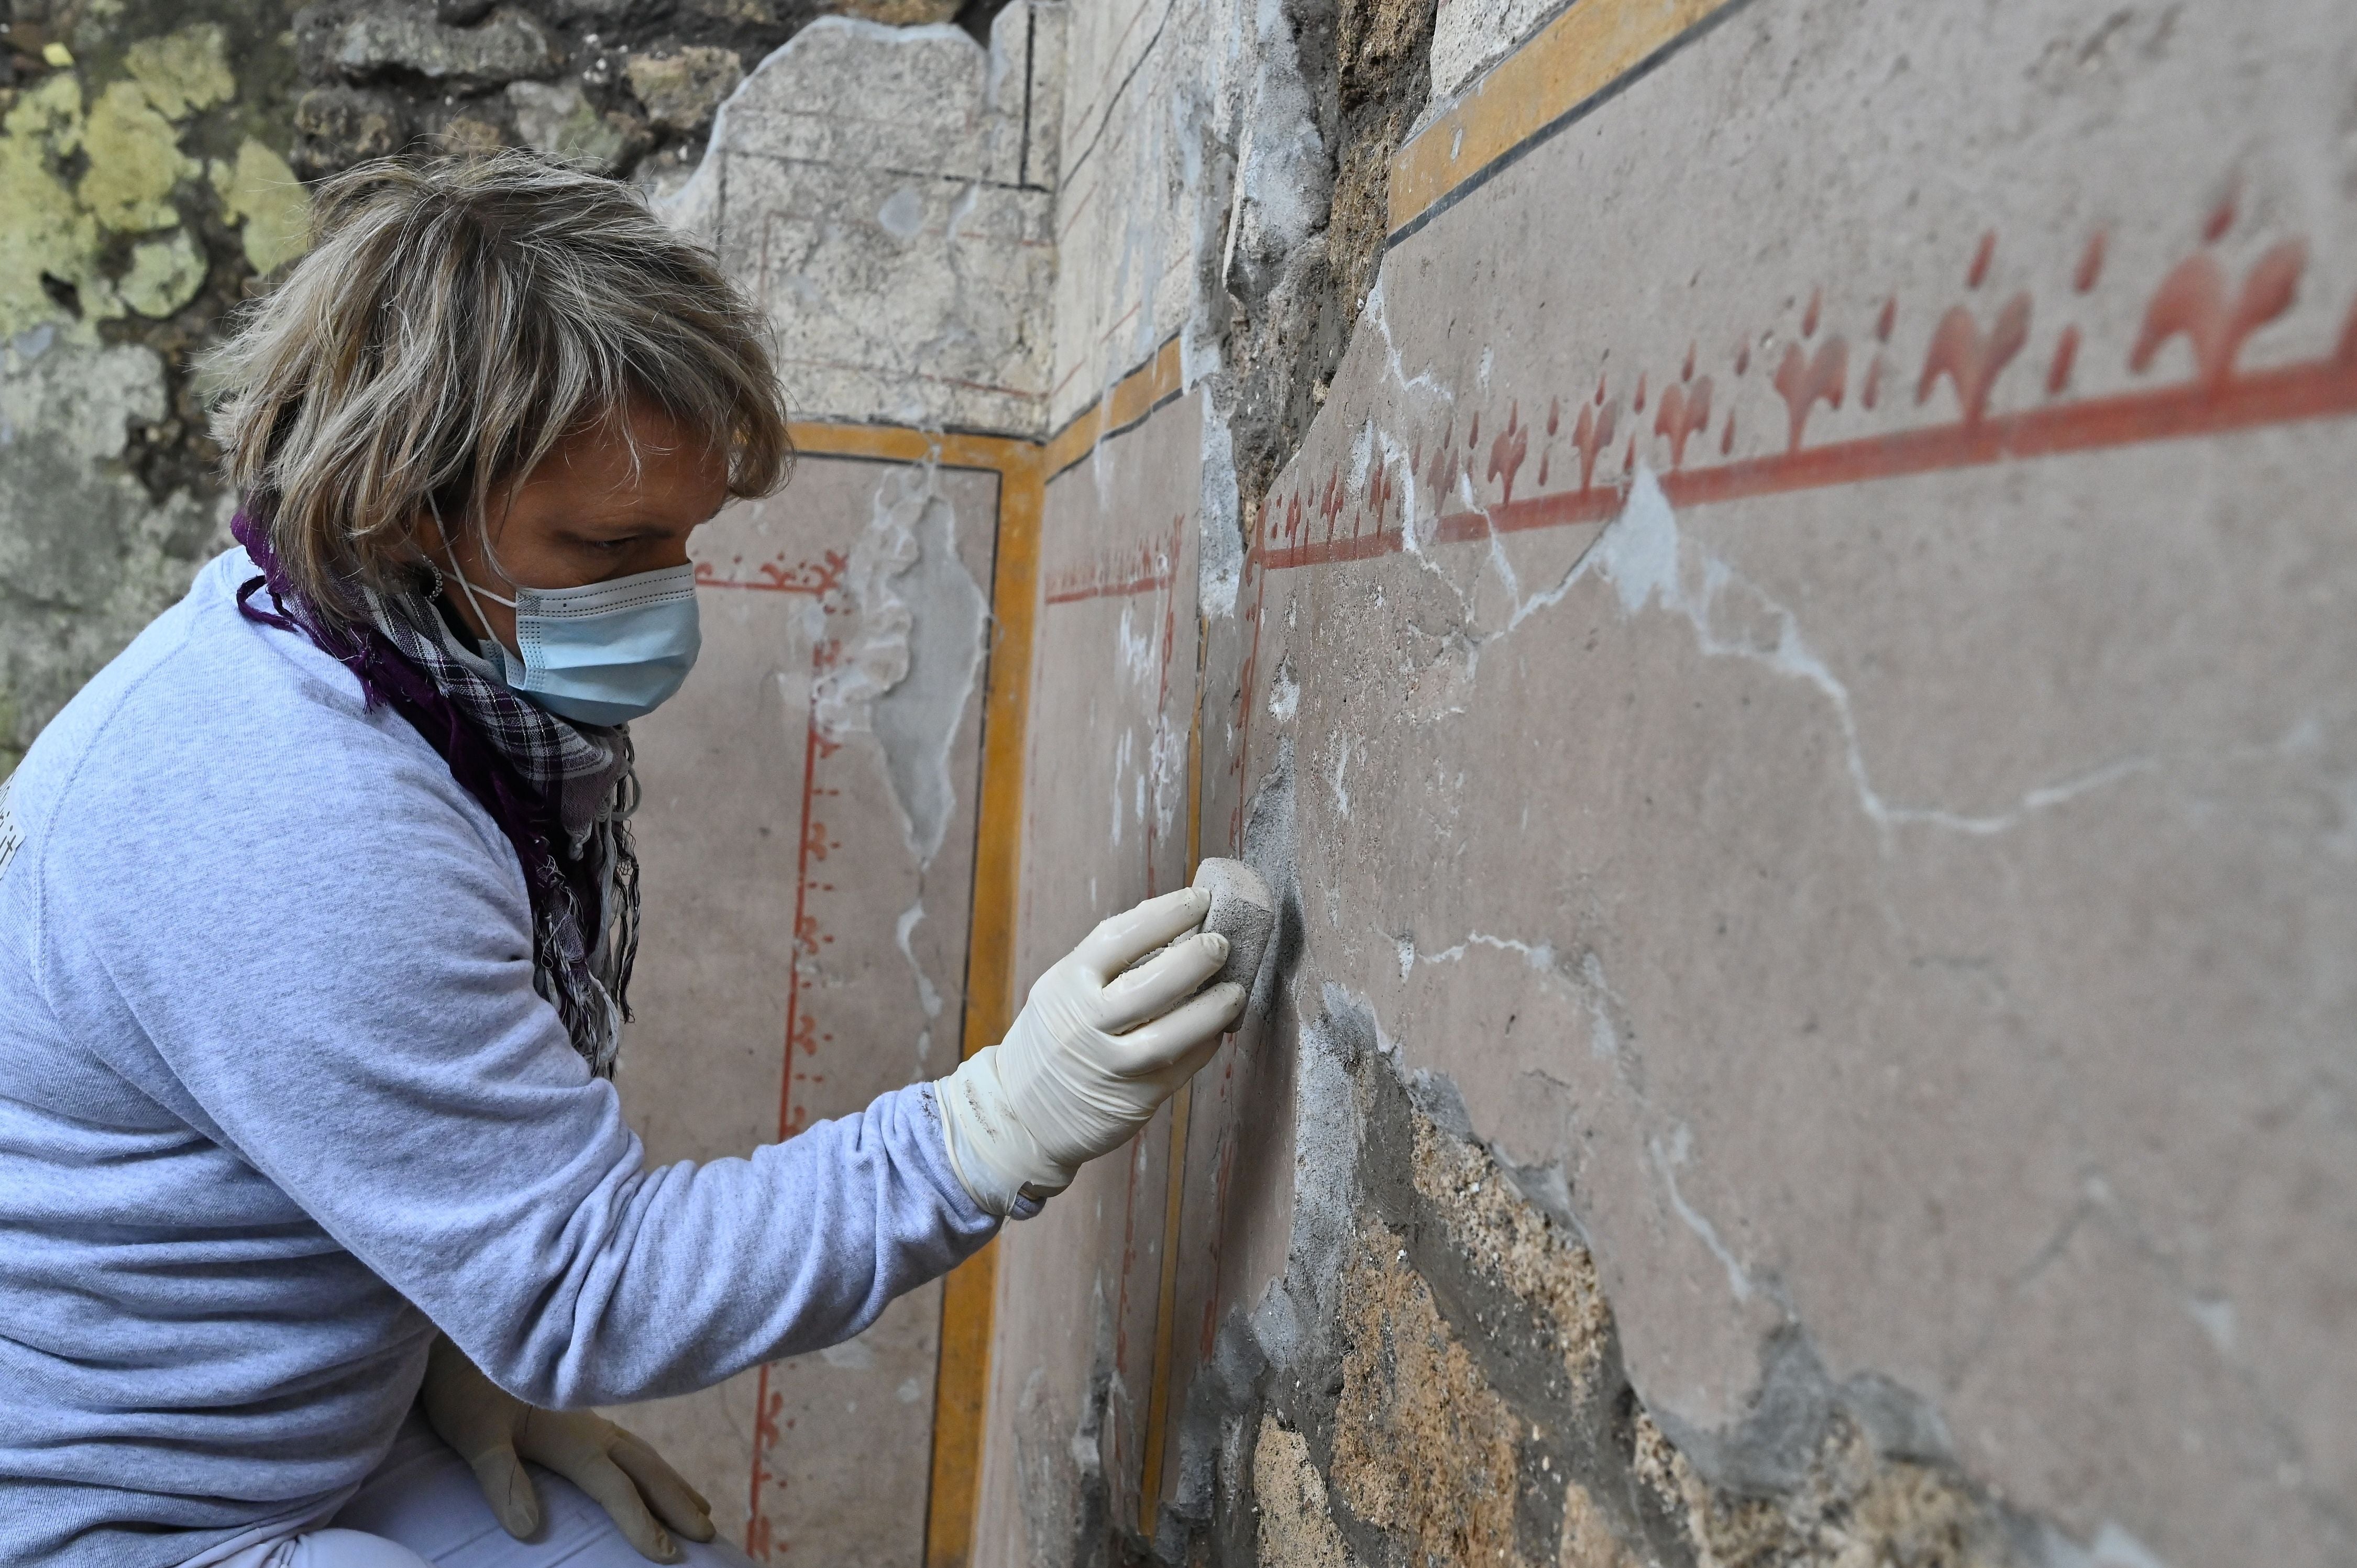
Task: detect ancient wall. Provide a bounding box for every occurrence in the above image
[7,1,2354,1566]
[620,8,1063,1552]
[969,1,2357,1566]
[0,1,304,772]
[608,451,1004,1553]
[0,0,994,770]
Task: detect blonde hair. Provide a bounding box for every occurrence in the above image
[206,150,792,624]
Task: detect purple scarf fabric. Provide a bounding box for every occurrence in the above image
[229,511,637,1074]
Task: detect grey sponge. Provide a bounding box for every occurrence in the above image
[1193,857,1275,996]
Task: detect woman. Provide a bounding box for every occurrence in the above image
[0,154,1245,1567]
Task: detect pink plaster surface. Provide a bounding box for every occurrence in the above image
[976,2,2357,1563]
[974,394,1211,1557]
[604,457,1000,1560]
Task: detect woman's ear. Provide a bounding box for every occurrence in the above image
[409,504,447,563]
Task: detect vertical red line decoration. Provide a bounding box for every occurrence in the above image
[746,638,832,1558]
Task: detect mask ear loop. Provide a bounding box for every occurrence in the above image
[429,500,520,622]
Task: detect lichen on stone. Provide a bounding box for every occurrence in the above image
[79,78,200,233]
[119,229,208,317]
[0,3,302,765]
[121,23,237,121]
[211,139,310,275]
[0,75,109,335]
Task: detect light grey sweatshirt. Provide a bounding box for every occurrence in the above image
[0,550,996,1568]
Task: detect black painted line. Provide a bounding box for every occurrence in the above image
[1384,0,1764,254]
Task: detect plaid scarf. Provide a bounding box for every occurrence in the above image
[230,512,641,1075]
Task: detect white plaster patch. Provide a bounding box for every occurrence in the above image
[2088,1522,2173,1568]
[1199,402,1243,617]
[1109,727,1135,848]
[1151,714,1187,845]
[1116,601,1157,685]
[1268,660,1301,722]
[1578,949,1620,1062]
[877,185,926,240]
[2185,1295,2235,1355]
[813,464,989,865]
[895,899,943,1064]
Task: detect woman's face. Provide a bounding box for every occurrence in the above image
[423,398,731,652]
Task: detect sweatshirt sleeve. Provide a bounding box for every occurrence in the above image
[40,681,997,1408]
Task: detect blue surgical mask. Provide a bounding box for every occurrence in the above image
[444,558,702,727]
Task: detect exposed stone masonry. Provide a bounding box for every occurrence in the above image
[1215,1001,2032,1568]
[287,0,1011,184]
[0,0,1006,767]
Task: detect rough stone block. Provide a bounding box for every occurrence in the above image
[832,0,962,25]
[506,80,645,171]
[292,85,410,175]
[623,46,743,135]
[662,9,1062,432]
[332,3,560,92]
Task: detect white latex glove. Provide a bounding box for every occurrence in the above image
[420,1335,715,1563]
[938,887,1247,1217]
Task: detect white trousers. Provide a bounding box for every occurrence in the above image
[213,1415,756,1568]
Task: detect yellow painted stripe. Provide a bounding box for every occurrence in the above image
[924,1240,1000,1568]
[1390,0,1738,237]
[931,432,1042,1568]
[785,423,1042,1568]
[786,422,1030,475]
[1043,336,1186,480]
[1140,631,1212,1528]
[1137,1081,1190,1528]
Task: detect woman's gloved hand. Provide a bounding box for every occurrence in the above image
[937,887,1247,1217]
[420,1335,715,1563]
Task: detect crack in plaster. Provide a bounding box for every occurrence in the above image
[1391,925,1775,1326]
[1508,468,2159,846]
[1349,455,2174,849]
[1649,1124,1754,1305]
[1941,1157,2343,1548]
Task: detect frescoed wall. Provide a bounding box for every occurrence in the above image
[956,2,2357,1566]
[612,451,1003,1555]
[10,0,2354,1564]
